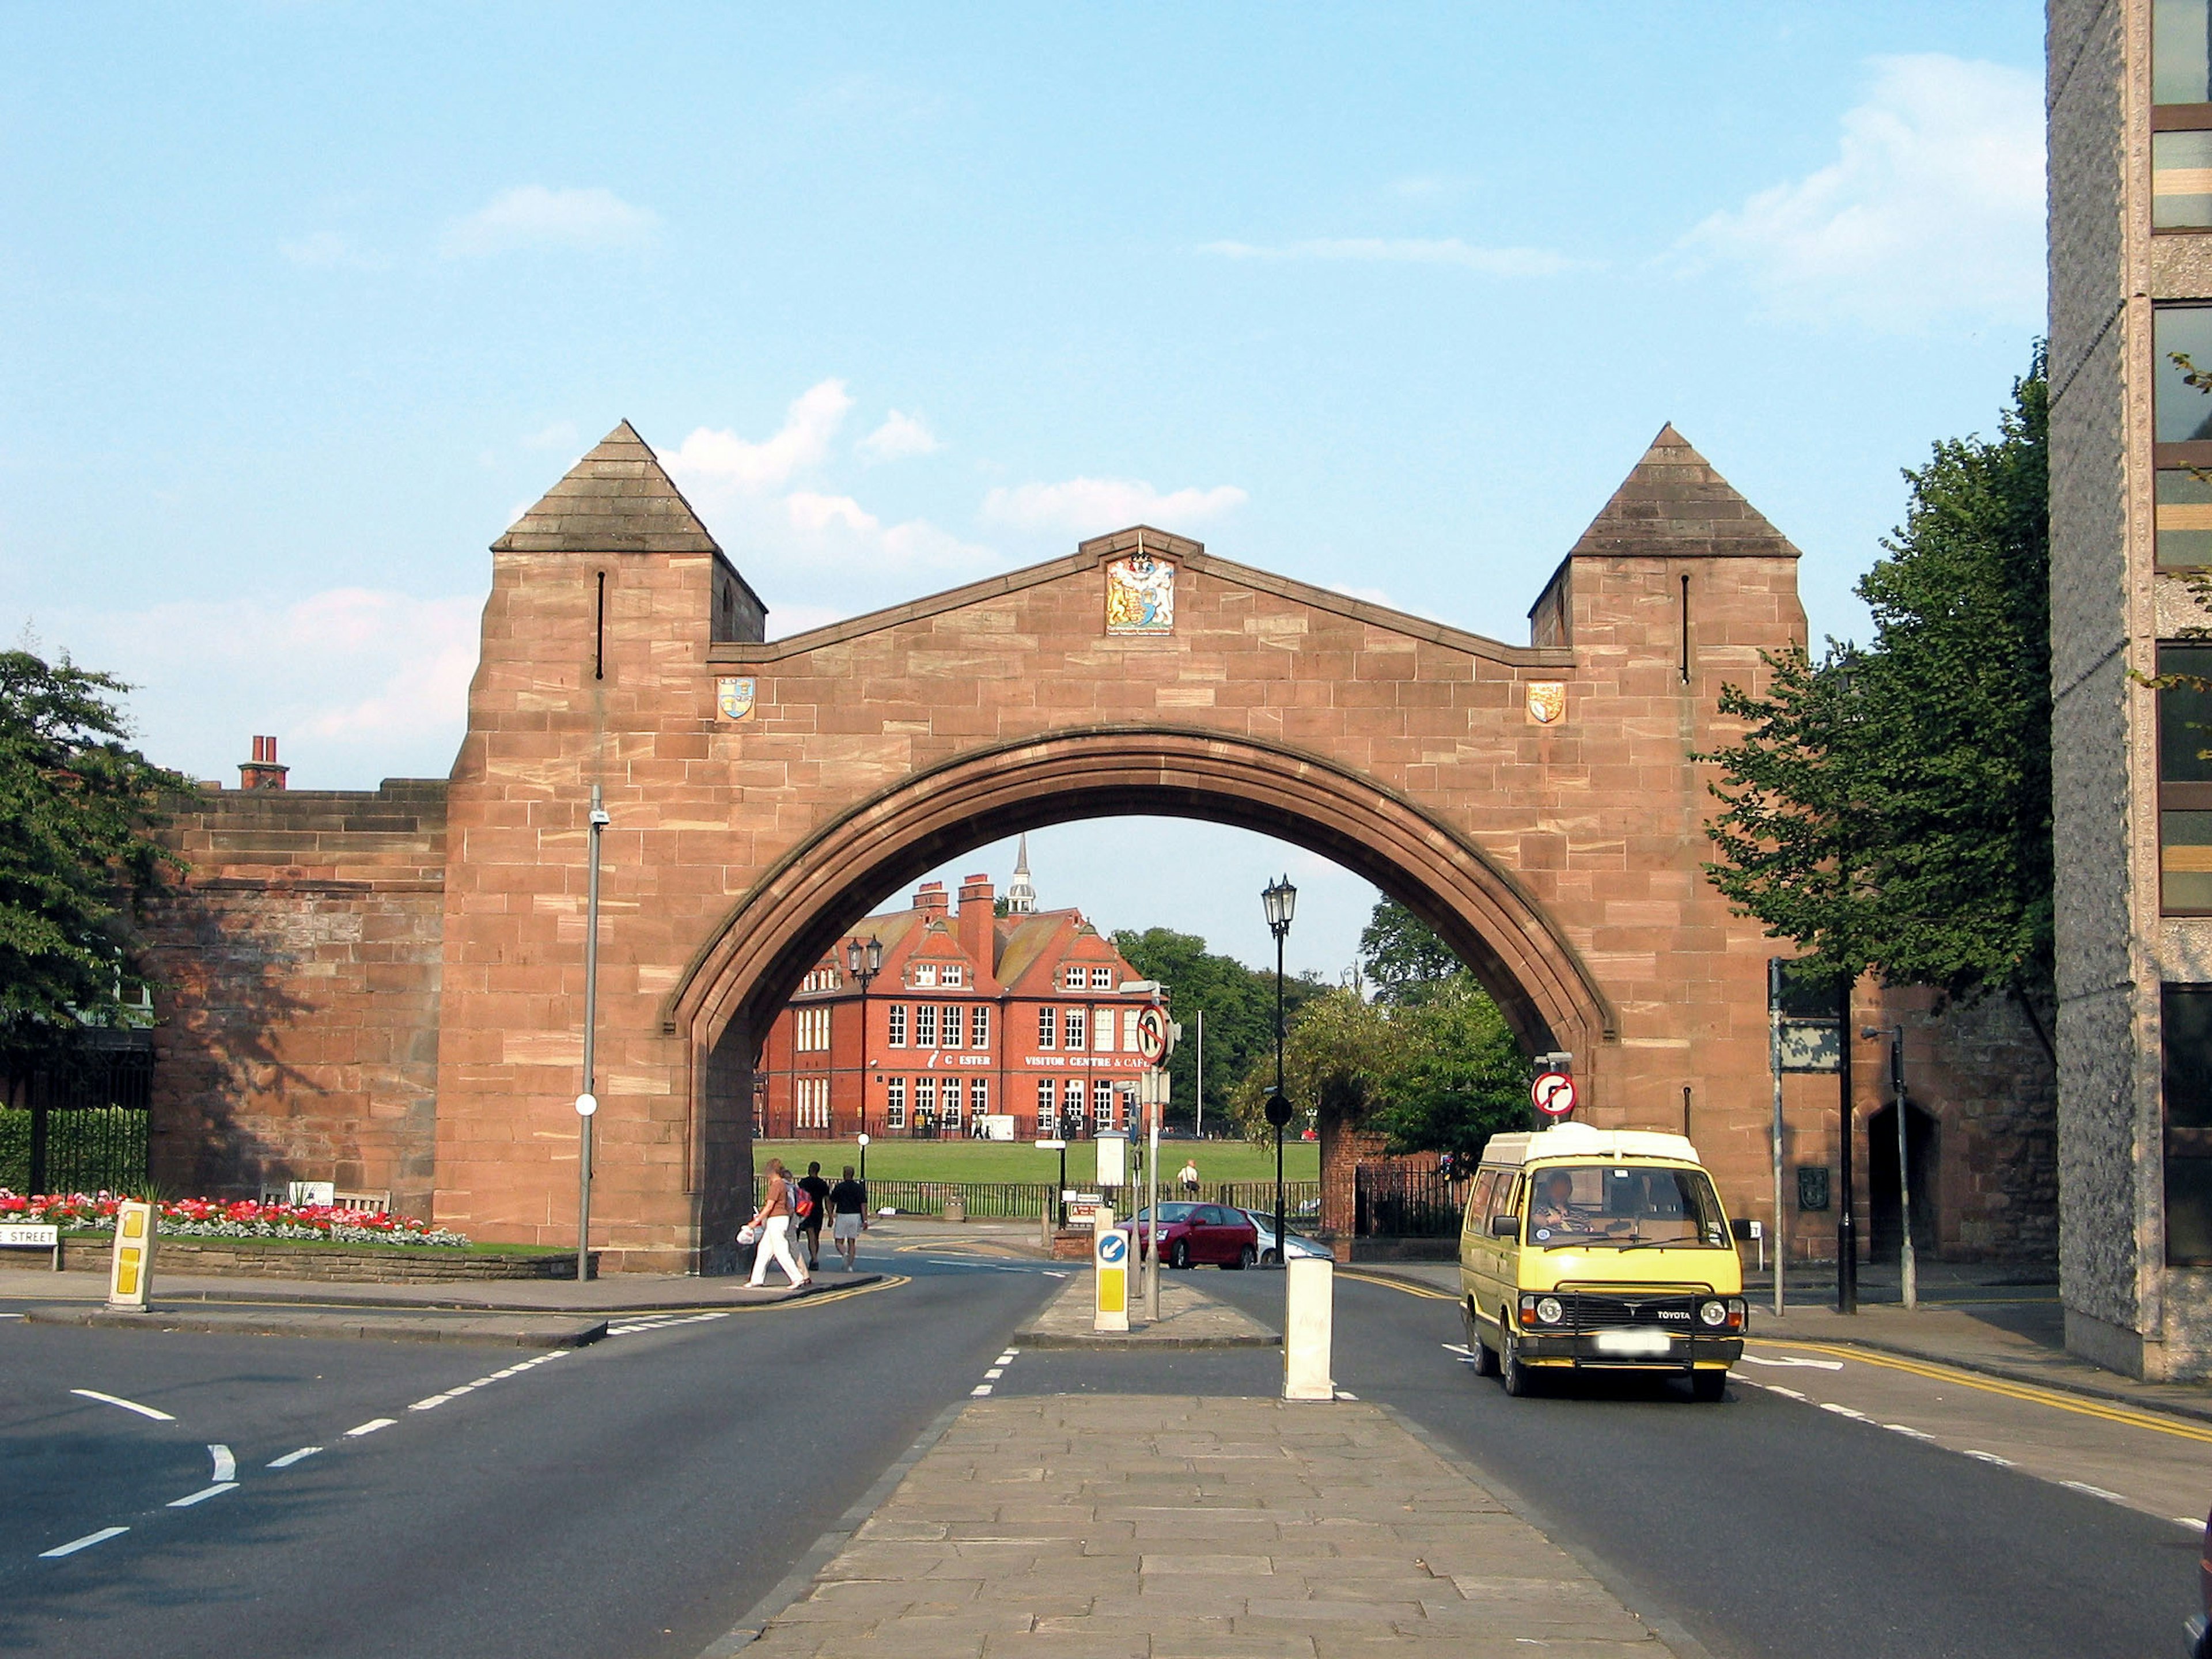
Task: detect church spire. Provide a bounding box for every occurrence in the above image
[1006,834,1036,915]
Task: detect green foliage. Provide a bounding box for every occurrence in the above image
[1225,900,1532,1162]
[1110,927,1323,1130]
[1358,898,1461,1005]
[1699,349,2053,1034]
[0,650,192,1078]
[1362,975,1531,1165]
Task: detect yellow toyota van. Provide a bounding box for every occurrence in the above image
[1459,1123,1747,1402]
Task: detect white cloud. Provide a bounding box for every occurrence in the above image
[980,477,1249,535]
[858,410,942,463]
[441,185,659,258]
[1201,237,1589,277]
[662,380,854,497]
[1672,54,2044,331]
[41,588,483,788]
[520,421,579,452]
[786,491,879,534]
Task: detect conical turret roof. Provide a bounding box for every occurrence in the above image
[492,421,722,554]
[1566,425,1800,562]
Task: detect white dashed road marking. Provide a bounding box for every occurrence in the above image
[167,1483,238,1509]
[208,1445,235,1483]
[345,1418,396,1438]
[40,1527,128,1558]
[70,1388,173,1422]
[268,1446,321,1468]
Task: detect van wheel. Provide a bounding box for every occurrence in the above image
[1464,1302,1498,1377]
[1691,1370,1728,1404]
[1499,1320,1535,1397]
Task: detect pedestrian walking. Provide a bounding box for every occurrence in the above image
[746,1157,810,1289]
[796,1160,831,1270]
[1178,1157,1200,1197]
[828,1164,869,1271]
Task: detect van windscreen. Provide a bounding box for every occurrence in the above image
[1522,1165,1729,1250]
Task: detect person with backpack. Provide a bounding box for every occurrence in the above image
[745,1158,810,1289]
[828,1164,869,1271]
[795,1161,832,1271]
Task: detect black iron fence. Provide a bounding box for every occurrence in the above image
[1353,1165,1460,1237]
[1205,1181,1323,1223]
[1,1043,154,1196]
[743,1174,1328,1224]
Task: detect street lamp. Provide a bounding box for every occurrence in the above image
[844,935,884,1137]
[1261,874,1297,1269]
[577,786,611,1283]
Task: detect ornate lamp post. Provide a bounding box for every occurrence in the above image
[1261,874,1297,1269]
[845,935,884,1138]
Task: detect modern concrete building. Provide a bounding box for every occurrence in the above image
[2049,0,2212,1377]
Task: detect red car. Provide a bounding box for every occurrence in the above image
[2191,1499,2210,1658]
[1123,1202,1259,1270]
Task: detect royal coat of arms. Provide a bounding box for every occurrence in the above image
[1525,681,1566,725]
[1104,553,1175,635]
[717,676,756,721]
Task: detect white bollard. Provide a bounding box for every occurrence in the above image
[1282,1256,1335,1400]
[107,1200,156,1311]
[1093,1205,1128,1333]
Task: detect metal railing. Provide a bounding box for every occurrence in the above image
[0,1105,151,1195]
[1353,1165,1460,1237]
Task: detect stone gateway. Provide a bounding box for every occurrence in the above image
[139,422,2055,1273]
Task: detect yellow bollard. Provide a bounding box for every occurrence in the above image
[107,1200,156,1311]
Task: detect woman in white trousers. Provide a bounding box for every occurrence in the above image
[748,1158,810,1288]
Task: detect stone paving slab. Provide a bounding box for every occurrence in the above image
[724,1395,1684,1658]
[21,1302,609,1347]
[1013,1273,1279,1349]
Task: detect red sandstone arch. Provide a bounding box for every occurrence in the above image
[668,726,1617,1129]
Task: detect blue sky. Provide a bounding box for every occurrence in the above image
[1,3,2046,979]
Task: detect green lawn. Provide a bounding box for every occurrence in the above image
[756,1138,1319,1184]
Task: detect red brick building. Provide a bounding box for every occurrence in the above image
[754,846,1154,1141]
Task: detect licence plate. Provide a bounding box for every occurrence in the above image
[1592,1329,1675,1357]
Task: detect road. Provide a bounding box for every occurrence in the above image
[0,1253,1060,1659]
[1186,1267,2209,1659]
[8,1246,2206,1659]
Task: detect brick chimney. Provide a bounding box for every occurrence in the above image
[239,734,289,790]
[957,873,995,974]
[912,880,949,919]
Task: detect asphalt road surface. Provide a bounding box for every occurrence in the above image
[1185,1267,2207,1659]
[11,1248,2206,1659]
[1,1255,1061,1659]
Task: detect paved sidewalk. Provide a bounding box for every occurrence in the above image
[1346,1260,2212,1426]
[1013,1272,1279,1350]
[0,1263,883,1316]
[732,1394,1687,1658]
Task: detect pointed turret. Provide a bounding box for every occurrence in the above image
[1006,835,1036,915]
[493,421,723,555]
[1563,425,1801,563]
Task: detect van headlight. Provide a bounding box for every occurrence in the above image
[1698,1299,1729,1328]
[1535,1296,1563,1325]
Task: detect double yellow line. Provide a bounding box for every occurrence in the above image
[1338,1268,1456,1301]
[1747,1338,2212,1444]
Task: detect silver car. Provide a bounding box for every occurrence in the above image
[1238,1208,1332,1266]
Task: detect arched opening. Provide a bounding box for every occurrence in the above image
[1868,1099,1940,1264]
[668,726,1615,1260]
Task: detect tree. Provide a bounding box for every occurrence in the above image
[1700,349,2054,1050]
[1224,986,1398,1142]
[0,650,191,1080]
[1111,927,1322,1130]
[1363,975,1530,1165]
[1358,898,1461,1006]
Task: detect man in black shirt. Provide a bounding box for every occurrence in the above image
[796,1161,833,1271]
[827,1164,869,1271]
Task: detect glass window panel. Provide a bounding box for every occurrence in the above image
[2167,1158,2212,1264]
[2159,470,2212,567]
[2166,985,2212,1131]
[2164,812,2212,911]
[2161,646,2212,783]
[1037,1007,1055,1048]
[2157,132,2212,229]
[2157,307,2212,443]
[2158,0,2212,105]
[941,1006,961,1047]
[971,1006,990,1048]
[916,1005,937,1046]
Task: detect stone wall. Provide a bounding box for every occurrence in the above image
[139,781,446,1218]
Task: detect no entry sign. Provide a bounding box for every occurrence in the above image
[1531,1070,1577,1118]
